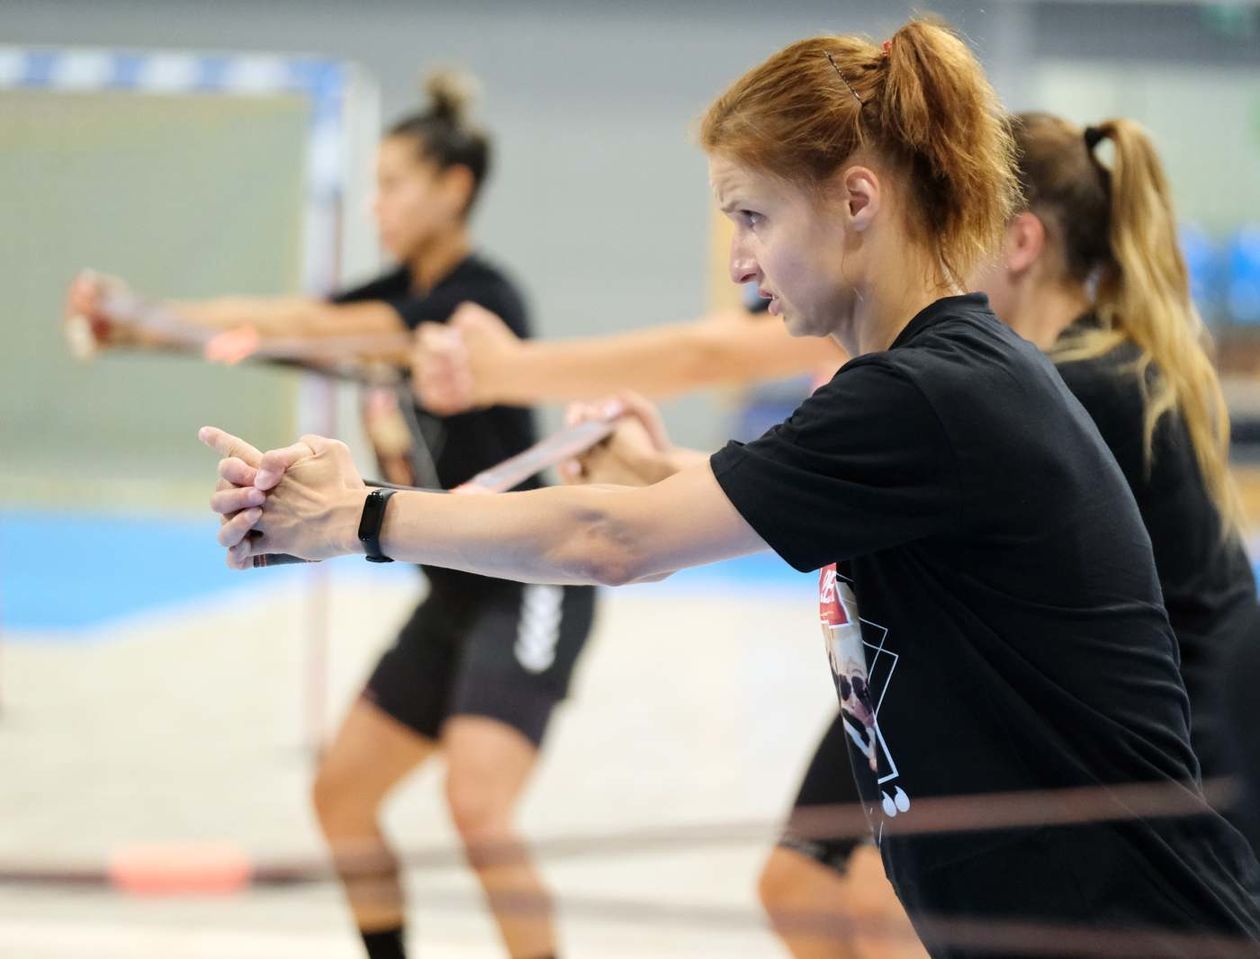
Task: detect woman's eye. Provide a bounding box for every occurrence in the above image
[739,210,763,228]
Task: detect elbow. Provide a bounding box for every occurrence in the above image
[566,505,651,587]
[589,563,638,589]
[582,542,643,588]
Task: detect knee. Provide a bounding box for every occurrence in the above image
[758,846,810,912]
[312,762,373,831]
[444,774,512,843]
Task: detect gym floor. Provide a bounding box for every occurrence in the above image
[0,510,835,957]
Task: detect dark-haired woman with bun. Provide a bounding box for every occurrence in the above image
[75,71,594,959]
[207,23,1260,958]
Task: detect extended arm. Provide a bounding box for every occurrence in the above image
[171,295,403,341]
[202,427,767,584]
[376,464,764,585]
[415,304,842,413]
[497,315,837,401]
[66,271,411,364]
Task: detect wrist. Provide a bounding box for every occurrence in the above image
[654,449,685,483]
[629,447,679,485]
[656,446,706,481]
[336,489,369,557]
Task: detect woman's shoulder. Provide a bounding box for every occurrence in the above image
[457,253,521,292]
[449,251,522,300]
[329,264,411,304]
[1053,327,1149,415]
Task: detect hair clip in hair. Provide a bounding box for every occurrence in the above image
[1083,126,1105,151]
[825,51,865,106]
[882,39,892,57]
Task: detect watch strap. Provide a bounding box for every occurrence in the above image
[357,487,397,563]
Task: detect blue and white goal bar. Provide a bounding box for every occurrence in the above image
[0,46,381,292]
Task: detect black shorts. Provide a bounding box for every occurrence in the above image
[779,712,870,873]
[365,572,597,748]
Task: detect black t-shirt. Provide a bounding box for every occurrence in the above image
[334,254,538,589]
[1225,629,1260,841]
[1055,322,1260,777]
[333,254,538,491]
[711,295,1260,938]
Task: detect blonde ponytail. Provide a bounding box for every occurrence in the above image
[1024,114,1242,534]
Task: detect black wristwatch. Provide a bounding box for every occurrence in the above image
[357,488,397,563]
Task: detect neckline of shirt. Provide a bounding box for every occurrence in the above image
[887,292,991,351]
[404,251,483,295]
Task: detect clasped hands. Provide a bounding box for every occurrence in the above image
[199,427,368,569]
[200,391,676,569]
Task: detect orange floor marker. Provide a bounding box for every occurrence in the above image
[107,841,252,896]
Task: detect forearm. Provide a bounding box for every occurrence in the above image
[328,461,764,586]
[481,324,714,405]
[364,485,654,586]
[171,296,320,333]
[625,446,711,485]
[484,318,842,406]
[697,316,844,382]
[171,297,410,361]
[662,447,710,476]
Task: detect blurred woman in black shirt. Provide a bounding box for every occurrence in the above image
[974,112,1260,852]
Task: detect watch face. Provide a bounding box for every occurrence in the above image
[358,488,393,544]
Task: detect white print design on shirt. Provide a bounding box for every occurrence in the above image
[819,564,911,820]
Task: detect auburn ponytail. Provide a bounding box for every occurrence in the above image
[879,20,1018,283]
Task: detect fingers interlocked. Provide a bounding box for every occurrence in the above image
[200,426,281,568]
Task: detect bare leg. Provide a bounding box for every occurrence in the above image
[759,845,928,959]
[443,715,554,959]
[312,697,437,934]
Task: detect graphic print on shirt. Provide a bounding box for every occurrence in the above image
[820,564,911,820]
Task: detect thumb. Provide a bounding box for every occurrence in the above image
[615,391,671,451]
[416,322,450,351]
[254,440,316,490]
[298,434,346,457]
[455,303,513,340]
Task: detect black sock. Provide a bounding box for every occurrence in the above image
[360,925,406,959]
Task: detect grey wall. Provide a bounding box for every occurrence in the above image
[4,0,1257,448]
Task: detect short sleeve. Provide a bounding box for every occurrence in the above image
[331,265,528,336]
[709,358,962,572]
[386,284,474,330]
[330,267,409,306]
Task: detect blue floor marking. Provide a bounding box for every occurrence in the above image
[0,510,298,635]
[0,510,809,636]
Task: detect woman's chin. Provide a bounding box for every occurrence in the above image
[783,313,823,339]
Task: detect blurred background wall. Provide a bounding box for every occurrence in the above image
[2,0,1258,456]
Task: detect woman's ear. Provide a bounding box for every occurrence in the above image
[1006,211,1047,275]
[440,164,476,214]
[839,165,881,232]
